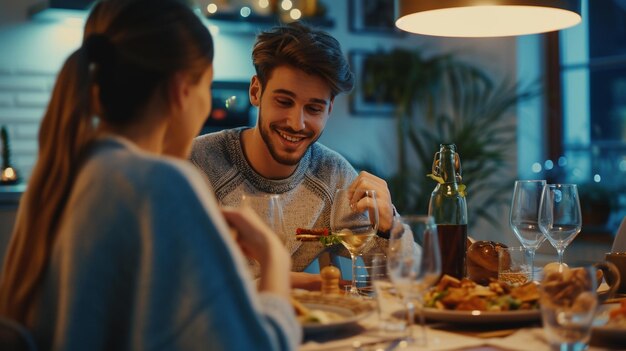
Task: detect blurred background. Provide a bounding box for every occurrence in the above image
[0,0,624,265]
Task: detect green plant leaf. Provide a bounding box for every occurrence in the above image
[319,235,342,247]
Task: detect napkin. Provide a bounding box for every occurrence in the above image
[485,327,618,351]
[484,327,550,351]
[300,330,486,351]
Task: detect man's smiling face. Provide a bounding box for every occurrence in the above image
[251,65,333,166]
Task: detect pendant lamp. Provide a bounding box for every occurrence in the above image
[396,0,581,37]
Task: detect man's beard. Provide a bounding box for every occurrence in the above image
[258,105,319,166]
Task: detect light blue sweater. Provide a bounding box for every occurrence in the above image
[33,137,301,351]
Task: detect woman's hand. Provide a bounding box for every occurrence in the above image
[221,207,285,264]
[221,207,291,296]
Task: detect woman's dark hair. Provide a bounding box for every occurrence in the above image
[88,0,214,123]
[252,22,354,98]
[0,0,214,325]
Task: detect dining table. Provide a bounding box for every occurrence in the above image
[298,297,626,351]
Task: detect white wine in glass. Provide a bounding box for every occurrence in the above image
[509,180,546,281]
[331,189,378,297]
[538,184,582,265]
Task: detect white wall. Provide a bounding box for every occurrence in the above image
[0,0,39,25]
[320,1,518,179]
[0,1,521,242]
[319,2,520,244]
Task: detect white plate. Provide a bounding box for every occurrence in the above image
[292,292,374,334]
[300,303,371,333]
[423,307,540,324]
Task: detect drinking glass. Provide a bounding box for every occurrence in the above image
[538,184,582,265]
[371,253,407,332]
[387,215,441,347]
[509,179,546,281]
[330,188,379,297]
[498,246,531,286]
[540,265,598,351]
[240,193,297,254]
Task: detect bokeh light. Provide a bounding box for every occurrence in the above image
[281,0,293,10]
[290,9,302,20]
[544,159,554,170]
[240,6,251,17]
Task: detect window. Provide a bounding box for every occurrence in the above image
[552,0,626,232]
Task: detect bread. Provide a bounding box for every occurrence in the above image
[467,241,507,285]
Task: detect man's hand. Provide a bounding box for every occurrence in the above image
[347,171,395,233]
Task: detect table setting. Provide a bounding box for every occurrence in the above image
[296,265,626,351]
[293,177,626,351]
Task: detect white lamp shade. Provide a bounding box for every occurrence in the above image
[396,0,582,37]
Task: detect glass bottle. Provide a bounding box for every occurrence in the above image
[428,144,467,279]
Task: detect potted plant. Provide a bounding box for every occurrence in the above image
[358,48,536,230]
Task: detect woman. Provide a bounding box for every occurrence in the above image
[0,0,300,350]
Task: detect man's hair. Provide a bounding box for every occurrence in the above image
[252,22,354,98]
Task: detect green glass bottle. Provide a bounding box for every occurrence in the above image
[428,144,467,279]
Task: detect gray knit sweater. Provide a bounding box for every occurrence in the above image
[191,128,388,273]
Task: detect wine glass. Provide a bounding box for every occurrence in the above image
[538,184,582,265]
[509,180,547,281]
[387,215,441,347]
[240,193,297,254]
[330,188,379,297]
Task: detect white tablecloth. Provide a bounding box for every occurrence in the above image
[300,312,618,351]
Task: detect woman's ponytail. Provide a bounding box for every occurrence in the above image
[0,46,96,325]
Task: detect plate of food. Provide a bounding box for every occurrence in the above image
[422,275,541,324]
[291,291,374,333]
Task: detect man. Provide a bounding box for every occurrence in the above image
[191,22,397,289]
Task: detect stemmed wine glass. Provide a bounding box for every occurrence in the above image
[538,184,582,265]
[509,180,547,281]
[330,188,379,297]
[240,193,298,254]
[387,215,441,347]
